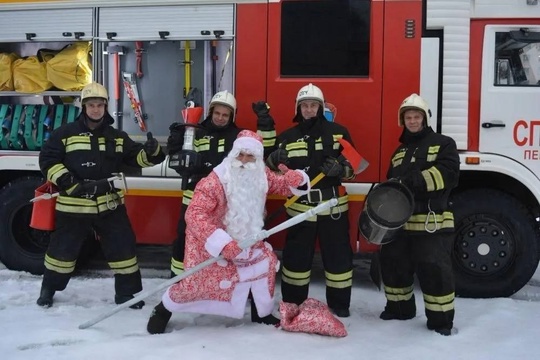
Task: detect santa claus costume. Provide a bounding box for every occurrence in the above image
[147,130,309,334]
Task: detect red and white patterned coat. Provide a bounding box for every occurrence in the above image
[162,166,308,318]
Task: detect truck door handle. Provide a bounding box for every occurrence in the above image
[482,122,506,128]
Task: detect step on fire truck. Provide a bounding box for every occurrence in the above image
[0,0,539,299]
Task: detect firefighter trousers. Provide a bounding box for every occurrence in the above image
[170,202,188,275]
[41,206,142,297]
[379,231,455,330]
[281,211,353,310]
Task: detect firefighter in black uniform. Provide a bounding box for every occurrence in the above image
[167,91,241,276]
[264,83,356,318]
[37,82,165,309]
[379,93,460,336]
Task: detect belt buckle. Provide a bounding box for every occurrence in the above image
[307,189,322,204]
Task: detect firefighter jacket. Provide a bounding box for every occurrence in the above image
[39,112,165,215]
[169,116,242,205]
[387,127,460,233]
[274,115,355,218]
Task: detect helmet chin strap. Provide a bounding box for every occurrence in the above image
[303,108,324,121]
[83,112,104,125]
[82,105,106,125]
[88,117,103,124]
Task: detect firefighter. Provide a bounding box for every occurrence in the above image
[36,82,165,309]
[167,90,241,277]
[264,83,356,318]
[379,93,460,335]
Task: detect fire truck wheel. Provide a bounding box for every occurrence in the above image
[451,188,540,298]
[0,177,100,274]
[0,177,50,275]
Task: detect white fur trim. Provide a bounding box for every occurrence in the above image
[219,280,232,289]
[234,137,263,156]
[237,256,269,282]
[163,282,251,319]
[204,228,232,257]
[217,259,228,267]
[250,277,275,317]
[213,163,226,183]
[289,170,311,196]
[234,248,251,260]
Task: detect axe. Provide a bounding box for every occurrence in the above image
[264,139,368,227]
[282,138,368,208]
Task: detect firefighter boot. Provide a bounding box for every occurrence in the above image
[115,294,145,309]
[379,299,416,321]
[428,325,458,336]
[36,286,55,308]
[147,302,172,334]
[331,308,351,318]
[380,310,415,321]
[250,297,280,326]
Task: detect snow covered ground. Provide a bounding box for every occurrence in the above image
[1,259,539,360]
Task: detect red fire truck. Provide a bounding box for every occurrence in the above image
[0,0,539,298]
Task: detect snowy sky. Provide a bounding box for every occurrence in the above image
[1,260,540,360]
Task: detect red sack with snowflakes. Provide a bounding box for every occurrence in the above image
[279,298,347,337]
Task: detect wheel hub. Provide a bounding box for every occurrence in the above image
[12,202,50,256]
[454,216,514,276]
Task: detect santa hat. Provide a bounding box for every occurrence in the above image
[232,130,264,157]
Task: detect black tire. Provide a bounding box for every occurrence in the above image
[452,188,540,298]
[0,176,50,274]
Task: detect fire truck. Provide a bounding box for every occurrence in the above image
[0,0,539,299]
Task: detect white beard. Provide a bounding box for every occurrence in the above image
[222,156,268,241]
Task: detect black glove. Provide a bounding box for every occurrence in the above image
[62,182,84,196]
[252,101,275,130]
[60,179,112,197]
[56,172,114,197]
[266,146,288,171]
[56,172,77,192]
[167,123,185,154]
[252,101,270,117]
[319,157,345,177]
[144,132,160,156]
[168,150,203,172]
[398,174,415,191]
[56,173,86,196]
[79,179,113,196]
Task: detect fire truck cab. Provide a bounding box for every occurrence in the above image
[0,0,539,299]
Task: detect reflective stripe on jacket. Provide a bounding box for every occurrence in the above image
[39,113,165,215]
[387,127,460,233]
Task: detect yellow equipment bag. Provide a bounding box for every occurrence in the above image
[46,41,92,91]
[13,56,52,93]
[37,48,62,63]
[0,53,20,91]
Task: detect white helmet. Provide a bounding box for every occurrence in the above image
[295,83,324,113]
[398,93,431,126]
[209,90,237,122]
[81,82,108,104]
